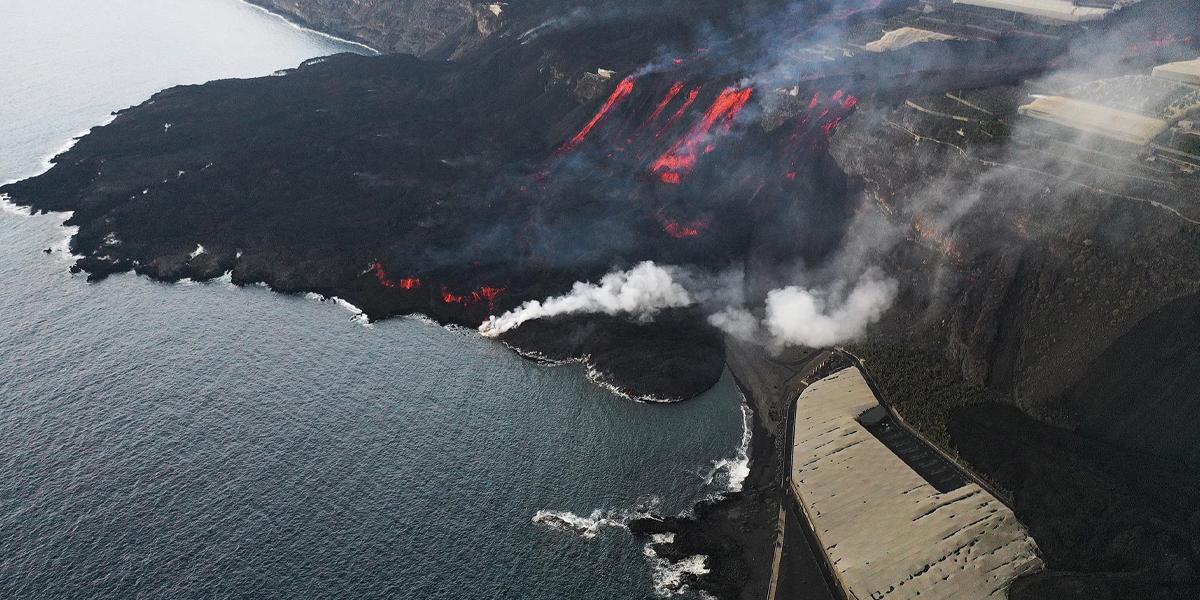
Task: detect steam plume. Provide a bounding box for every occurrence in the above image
[480,261,693,336]
[710,270,898,348]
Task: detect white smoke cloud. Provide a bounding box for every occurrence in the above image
[480,258,895,350]
[479,261,694,336]
[709,270,898,349]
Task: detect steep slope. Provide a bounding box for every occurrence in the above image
[244,0,477,56]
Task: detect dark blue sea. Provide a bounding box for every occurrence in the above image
[0,2,749,598]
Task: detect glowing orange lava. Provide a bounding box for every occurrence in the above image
[657,211,710,238]
[780,88,860,179]
[374,261,421,290]
[655,87,701,139]
[558,77,636,154]
[650,86,754,183]
[645,81,685,127]
[441,285,506,312]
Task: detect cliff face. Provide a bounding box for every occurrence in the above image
[827,73,1200,466]
[244,0,478,56]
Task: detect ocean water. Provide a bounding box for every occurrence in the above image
[0,2,748,598]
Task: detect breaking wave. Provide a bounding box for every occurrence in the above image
[531,497,661,539]
[702,399,753,494]
[532,509,629,539]
[643,533,711,597]
[237,0,380,55]
[0,194,33,217]
[584,361,680,404]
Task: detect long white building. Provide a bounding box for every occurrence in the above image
[790,368,1043,600]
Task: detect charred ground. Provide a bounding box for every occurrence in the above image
[6,0,1200,598]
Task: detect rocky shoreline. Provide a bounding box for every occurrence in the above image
[6,0,1200,597]
[628,396,780,600]
[628,341,837,600]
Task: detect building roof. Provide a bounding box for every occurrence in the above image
[864,27,963,52]
[952,0,1112,23]
[1018,96,1170,145]
[790,368,1043,600]
[1152,59,1200,87]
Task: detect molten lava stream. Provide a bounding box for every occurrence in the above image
[643,82,685,129]
[650,86,754,184]
[373,261,421,290]
[781,89,860,178]
[654,87,701,140]
[557,77,636,155]
[658,212,710,238]
[441,285,506,313]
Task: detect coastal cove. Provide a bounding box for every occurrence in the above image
[0,2,750,598]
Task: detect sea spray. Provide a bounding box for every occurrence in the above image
[532,496,662,539]
[643,533,711,597]
[0,194,33,217]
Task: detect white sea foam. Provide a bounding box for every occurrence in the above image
[487,341,683,402]
[189,244,205,259]
[442,323,476,336]
[502,342,577,367]
[403,313,440,327]
[0,194,33,216]
[584,361,680,404]
[642,535,710,597]
[51,225,80,262]
[2,126,107,270]
[531,509,629,539]
[330,296,373,328]
[532,497,661,539]
[703,400,753,494]
[237,0,380,55]
[1,194,83,263]
[331,296,360,313]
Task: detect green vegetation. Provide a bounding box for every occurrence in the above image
[847,342,1004,455]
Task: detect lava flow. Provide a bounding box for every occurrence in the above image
[441,285,506,312]
[558,76,636,155]
[782,88,860,178]
[1125,32,1196,55]
[643,81,685,128]
[650,86,754,184]
[658,212,711,238]
[654,86,701,140]
[373,261,421,290]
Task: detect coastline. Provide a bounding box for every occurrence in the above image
[237,0,381,55]
[630,341,838,600]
